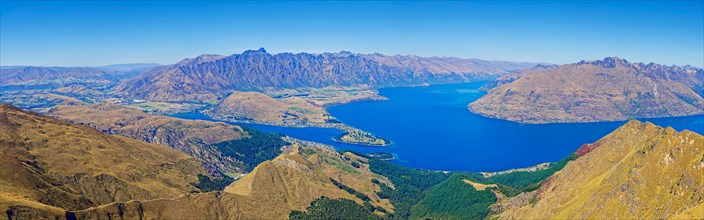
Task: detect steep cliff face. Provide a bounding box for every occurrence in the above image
[115,49,538,102]
[0,103,206,214]
[470,57,704,123]
[497,120,704,219]
[47,103,247,174]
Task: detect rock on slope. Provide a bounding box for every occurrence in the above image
[496,120,704,219]
[115,48,539,102]
[211,91,335,126]
[47,103,247,174]
[470,57,704,123]
[0,103,206,217]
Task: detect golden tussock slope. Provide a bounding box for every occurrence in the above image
[69,146,394,219]
[497,120,704,219]
[66,146,393,219]
[48,103,246,173]
[3,103,391,219]
[0,103,206,217]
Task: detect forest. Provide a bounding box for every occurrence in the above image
[214,126,288,171]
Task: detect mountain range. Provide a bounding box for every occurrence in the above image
[115,48,540,102]
[0,64,160,86]
[470,57,704,123]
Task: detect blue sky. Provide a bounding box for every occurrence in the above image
[1,1,702,67]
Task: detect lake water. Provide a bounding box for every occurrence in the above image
[172,82,704,172]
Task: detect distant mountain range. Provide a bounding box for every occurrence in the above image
[470,57,704,123]
[94,63,162,72]
[115,48,541,101]
[0,63,161,86]
[0,67,122,86]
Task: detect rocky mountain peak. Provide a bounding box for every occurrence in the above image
[533,63,559,69]
[116,49,542,101]
[577,57,630,68]
[178,54,225,65]
[242,47,269,54]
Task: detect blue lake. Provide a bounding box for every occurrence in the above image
[172,82,704,172]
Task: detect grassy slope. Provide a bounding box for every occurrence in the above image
[0,103,206,213]
[498,120,704,219]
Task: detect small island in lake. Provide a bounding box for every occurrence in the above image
[332,128,391,146]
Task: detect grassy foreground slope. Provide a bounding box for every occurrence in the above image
[0,103,206,217]
[2,103,391,219]
[70,146,393,219]
[497,120,704,219]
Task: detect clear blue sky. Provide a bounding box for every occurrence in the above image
[1,1,702,67]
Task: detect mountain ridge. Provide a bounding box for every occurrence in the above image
[115,49,541,102]
[495,120,704,219]
[469,57,704,123]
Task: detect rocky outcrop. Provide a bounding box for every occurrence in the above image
[496,120,704,219]
[470,57,704,123]
[115,48,539,102]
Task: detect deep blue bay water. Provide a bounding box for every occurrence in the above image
[172,82,704,172]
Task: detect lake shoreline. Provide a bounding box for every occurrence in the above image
[169,82,704,172]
